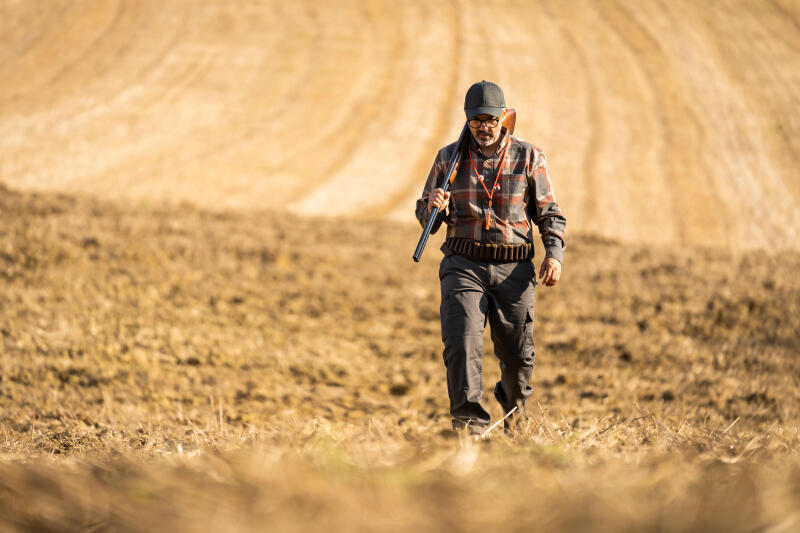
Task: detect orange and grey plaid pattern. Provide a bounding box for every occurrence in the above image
[415,134,567,263]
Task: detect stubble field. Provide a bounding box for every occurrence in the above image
[2,0,800,531]
[1,183,799,531]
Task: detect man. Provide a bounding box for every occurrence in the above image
[415,80,566,434]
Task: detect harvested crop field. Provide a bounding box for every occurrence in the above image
[2,185,799,531]
[1,0,800,531]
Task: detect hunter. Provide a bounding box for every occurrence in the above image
[415,80,566,434]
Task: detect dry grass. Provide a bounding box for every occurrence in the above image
[2,183,799,531]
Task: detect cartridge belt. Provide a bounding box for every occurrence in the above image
[442,237,533,262]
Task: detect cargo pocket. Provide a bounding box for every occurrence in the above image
[522,307,535,363]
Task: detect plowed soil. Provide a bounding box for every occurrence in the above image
[1,1,800,531]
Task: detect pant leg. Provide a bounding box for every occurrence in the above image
[486,260,536,410]
[439,255,491,427]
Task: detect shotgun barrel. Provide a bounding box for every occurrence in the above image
[412,109,516,262]
[412,123,469,262]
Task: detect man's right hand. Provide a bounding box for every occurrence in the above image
[427,188,451,213]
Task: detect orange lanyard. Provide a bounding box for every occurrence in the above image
[469,142,508,229]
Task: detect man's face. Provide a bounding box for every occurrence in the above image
[468,113,503,148]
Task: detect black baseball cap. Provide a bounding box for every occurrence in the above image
[464,81,506,119]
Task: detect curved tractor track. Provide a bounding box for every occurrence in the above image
[1,0,798,251]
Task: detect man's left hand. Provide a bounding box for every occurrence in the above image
[538,257,561,287]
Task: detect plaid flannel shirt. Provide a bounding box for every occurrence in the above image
[415,133,566,263]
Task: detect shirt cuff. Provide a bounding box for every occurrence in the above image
[545,245,564,264]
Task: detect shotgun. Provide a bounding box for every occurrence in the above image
[412,109,516,262]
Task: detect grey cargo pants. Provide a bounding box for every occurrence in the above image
[439,253,536,429]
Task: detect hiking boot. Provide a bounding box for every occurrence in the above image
[493,381,527,434]
[451,418,487,436]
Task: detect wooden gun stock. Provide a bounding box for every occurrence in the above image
[501,108,516,138]
[413,109,516,262]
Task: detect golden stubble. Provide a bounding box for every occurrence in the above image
[1,183,799,531]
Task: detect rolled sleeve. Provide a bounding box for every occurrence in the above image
[415,149,450,234]
[528,149,566,263]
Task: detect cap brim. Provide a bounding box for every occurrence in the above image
[465,106,505,119]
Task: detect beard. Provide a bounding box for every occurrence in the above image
[474,131,495,147]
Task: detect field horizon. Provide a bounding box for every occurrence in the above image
[2,0,799,251]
